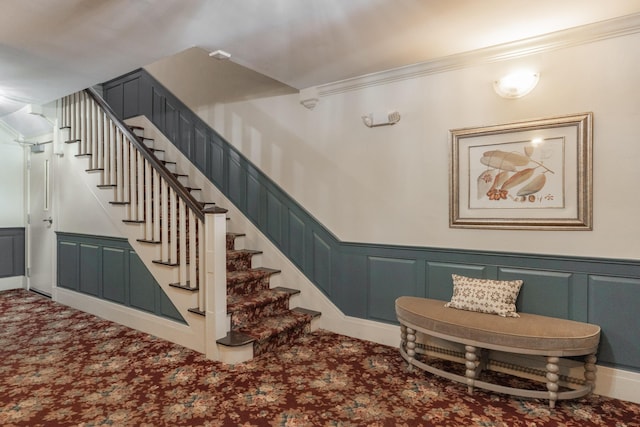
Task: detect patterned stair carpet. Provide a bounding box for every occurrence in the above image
[225,233,315,356]
[1,290,639,427]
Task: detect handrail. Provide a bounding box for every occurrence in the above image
[84,88,207,221]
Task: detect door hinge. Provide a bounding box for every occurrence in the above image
[27,214,30,225]
[26,267,30,277]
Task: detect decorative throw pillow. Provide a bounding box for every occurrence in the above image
[445,274,523,317]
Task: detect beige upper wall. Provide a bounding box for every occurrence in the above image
[0,128,25,227]
[146,34,640,260]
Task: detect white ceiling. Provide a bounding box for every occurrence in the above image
[2,0,640,120]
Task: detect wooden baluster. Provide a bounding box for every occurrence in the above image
[160,180,169,261]
[103,116,111,185]
[80,92,86,153]
[189,210,197,290]
[96,108,103,177]
[136,151,144,222]
[115,128,124,202]
[73,92,80,144]
[110,123,118,186]
[179,199,187,287]
[122,138,130,206]
[87,99,99,169]
[144,160,153,240]
[152,169,160,243]
[127,143,136,220]
[197,218,205,311]
[170,187,177,263]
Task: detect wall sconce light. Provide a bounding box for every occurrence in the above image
[300,98,319,110]
[362,111,401,128]
[493,71,539,99]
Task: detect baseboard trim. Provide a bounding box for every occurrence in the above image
[55,287,205,353]
[594,365,640,404]
[0,276,25,292]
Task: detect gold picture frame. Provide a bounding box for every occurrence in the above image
[450,113,592,230]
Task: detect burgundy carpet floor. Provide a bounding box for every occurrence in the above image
[1,289,639,426]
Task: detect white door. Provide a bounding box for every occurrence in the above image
[28,142,55,296]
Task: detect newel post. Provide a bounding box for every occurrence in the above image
[203,206,228,360]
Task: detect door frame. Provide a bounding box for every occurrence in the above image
[26,130,58,297]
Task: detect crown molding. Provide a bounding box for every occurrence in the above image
[314,12,640,97]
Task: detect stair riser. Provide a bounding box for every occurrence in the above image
[227,252,252,272]
[227,276,271,296]
[230,297,290,330]
[253,322,311,356]
[226,234,237,250]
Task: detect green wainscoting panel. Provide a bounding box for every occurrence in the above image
[56,232,185,324]
[368,257,419,322]
[102,247,127,304]
[102,69,640,372]
[588,276,640,371]
[288,210,306,270]
[57,241,79,291]
[426,262,488,301]
[79,244,100,297]
[129,251,156,313]
[333,251,368,319]
[0,228,25,278]
[160,290,183,320]
[312,232,332,295]
[499,268,573,319]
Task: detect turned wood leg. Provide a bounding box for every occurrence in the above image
[406,327,416,371]
[465,345,478,394]
[584,353,597,392]
[546,356,560,409]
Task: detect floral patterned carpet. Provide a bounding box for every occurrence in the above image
[1,289,639,427]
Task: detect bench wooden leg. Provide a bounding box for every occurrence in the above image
[546,356,560,409]
[465,345,478,394]
[584,353,597,391]
[405,326,416,371]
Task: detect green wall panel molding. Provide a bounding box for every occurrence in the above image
[56,232,185,323]
[102,69,640,372]
[0,228,25,278]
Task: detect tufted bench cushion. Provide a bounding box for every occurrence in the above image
[395,296,601,408]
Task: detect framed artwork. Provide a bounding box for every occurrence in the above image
[450,113,592,230]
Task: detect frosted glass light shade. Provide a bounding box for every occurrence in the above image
[493,71,539,98]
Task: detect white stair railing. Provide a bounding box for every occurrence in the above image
[59,89,227,360]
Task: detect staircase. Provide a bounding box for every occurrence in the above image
[59,89,319,362]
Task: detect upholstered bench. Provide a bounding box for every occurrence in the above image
[395,296,601,408]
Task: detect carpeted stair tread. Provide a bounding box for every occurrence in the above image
[227,267,280,281]
[227,249,262,258]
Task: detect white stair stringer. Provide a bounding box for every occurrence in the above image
[56,124,206,354]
